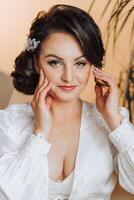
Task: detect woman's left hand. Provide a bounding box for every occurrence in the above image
[92,67,119,118]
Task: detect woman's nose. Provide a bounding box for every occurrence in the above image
[61,67,74,82]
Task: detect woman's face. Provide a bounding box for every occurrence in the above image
[36,32,91,102]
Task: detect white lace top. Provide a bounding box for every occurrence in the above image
[48,171,74,200]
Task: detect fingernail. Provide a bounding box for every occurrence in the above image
[94,67,99,70]
[51,83,54,89]
[40,69,42,73]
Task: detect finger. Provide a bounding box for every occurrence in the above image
[35,78,49,102]
[38,78,48,93]
[38,82,53,104]
[33,79,48,106]
[32,70,46,109]
[104,90,111,97]
[93,69,116,96]
[93,70,111,87]
[95,84,103,99]
[94,67,106,73]
[33,69,45,102]
[94,75,114,93]
[35,69,46,93]
[46,95,53,109]
[93,67,114,78]
[39,69,45,85]
[95,74,113,85]
[31,100,36,112]
[93,68,112,79]
[94,76,108,88]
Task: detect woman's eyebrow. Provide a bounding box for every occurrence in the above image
[45,54,85,61]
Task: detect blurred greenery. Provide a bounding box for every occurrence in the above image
[89,0,134,123]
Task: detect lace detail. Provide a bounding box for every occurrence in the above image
[48,170,74,200]
[17,134,51,161]
[1,102,133,199]
[48,193,70,200]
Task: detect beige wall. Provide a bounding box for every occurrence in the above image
[0,0,133,107]
[0,0,133,199]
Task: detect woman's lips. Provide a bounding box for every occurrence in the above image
[58,85,77,91]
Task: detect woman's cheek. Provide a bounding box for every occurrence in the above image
[79,70,90,85]
[42,68,57,83]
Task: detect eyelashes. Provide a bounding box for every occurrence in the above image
[47,60,61,66]
[76,62,87,67]
[47,60,87,68]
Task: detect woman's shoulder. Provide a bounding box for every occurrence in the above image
[83,100,129,117]
[0,103,33,129]
[1,102,32,111]
[83,100,129,126]
[0,102,33,116]
[0,103,33,151]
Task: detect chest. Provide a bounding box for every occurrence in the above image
[26,102,116,198]
[47,121,81,181]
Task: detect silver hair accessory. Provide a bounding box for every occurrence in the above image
[23,36,40,52]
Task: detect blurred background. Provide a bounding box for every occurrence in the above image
[0,0,134,199]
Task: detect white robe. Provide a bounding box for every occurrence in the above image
[0,101,134,200]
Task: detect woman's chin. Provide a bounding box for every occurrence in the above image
[49,91,79,102]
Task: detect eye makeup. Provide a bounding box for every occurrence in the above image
[46,59,87,68]
[46,59,63,68]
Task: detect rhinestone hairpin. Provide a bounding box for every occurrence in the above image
[23,36,40,52]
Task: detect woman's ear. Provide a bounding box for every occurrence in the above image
[33,56,40,74]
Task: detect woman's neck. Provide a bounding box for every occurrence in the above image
[51,98,82,122]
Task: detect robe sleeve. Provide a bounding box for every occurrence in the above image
[109,106,134,194]
[0,108,51,200]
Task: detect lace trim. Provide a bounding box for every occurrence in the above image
[48,193,70,200]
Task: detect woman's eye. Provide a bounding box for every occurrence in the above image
[75,62,86,68]
[47,60,62,68]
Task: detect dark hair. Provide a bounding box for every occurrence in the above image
[11,4,105,95]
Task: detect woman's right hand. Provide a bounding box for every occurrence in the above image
[31,69,53,139]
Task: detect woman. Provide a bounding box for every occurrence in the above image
[0,4,134,200]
